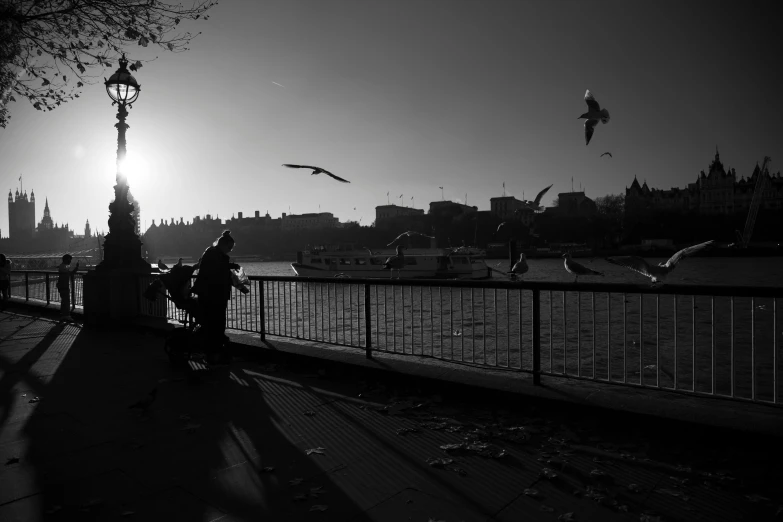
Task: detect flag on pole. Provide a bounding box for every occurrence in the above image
[438,186,443,190]
[410,196,413,200]
[19,175,22,181]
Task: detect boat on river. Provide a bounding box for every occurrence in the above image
[291,244,491,280]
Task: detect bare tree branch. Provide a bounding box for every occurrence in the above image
[0,0,218,127]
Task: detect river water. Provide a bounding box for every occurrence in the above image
[218,257,782,403]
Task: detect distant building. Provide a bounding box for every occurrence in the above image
[281,212,339,230]
[85,219,91,238]
[375,204,425,224]
[489,196,527,220]
[551,192,597,217]
[625,148,783,217]
[8,188,35,240]
[429,201,477,216]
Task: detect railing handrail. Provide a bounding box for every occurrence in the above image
[245,275,783,298]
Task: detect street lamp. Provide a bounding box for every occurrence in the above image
[97,53,148,272]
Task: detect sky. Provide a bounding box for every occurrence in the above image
[1,0,782,237]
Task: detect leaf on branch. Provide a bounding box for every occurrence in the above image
[77,63,86,74]
[98,40,105,47]
[134,61,143,70]
[37,49,42,56]
[9,96,15,102]
[62,75,67,83]
[174,18,181,25]
[167,43,174,51]
[42,78,50,86]
[33,102,42,110]
[77,82,84,88]
[139,36,149,47]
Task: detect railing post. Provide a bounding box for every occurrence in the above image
[258,279,266,342]
[532,288,541,385]
[45,273,50,305]
[71,272,76,312]
[25,272,29,301]
[364,283,372,358]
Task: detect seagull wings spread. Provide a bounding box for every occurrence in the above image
[584,120,598,145]
[533,184,553,206]
[606,256,654,277]
[584,90,601,112]
[664,240,714,267]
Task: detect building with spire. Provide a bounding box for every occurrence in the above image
[7,188,36,240]
[625,148,783,218]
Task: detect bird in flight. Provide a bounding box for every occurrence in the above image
[605,240,714,286]
[579,90,610,146]
[601,152,612,158]
[523,184,554,212]
[386,231,435,247]
[283,164,350,183]
[562,252,603,283]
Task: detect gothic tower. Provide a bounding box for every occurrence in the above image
[85,219,91,238]
[8,188,36,241]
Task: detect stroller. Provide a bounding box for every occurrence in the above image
[143,260,227,367]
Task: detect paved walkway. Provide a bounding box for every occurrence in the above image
[1,305,782,521]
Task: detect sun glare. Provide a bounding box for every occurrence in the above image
[116,151,151,192]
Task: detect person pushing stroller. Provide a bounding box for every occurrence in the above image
[192,230,242,365]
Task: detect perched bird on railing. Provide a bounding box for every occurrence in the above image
[605,240,715,287]
[128,387,157,416]
[523,184,554,212]
[562,252,603,283]
[386,231,435,247]
[509,253,528,280]
[282,164,350,183]
[157,259,170,272]
[382,245,405,279]
[579,89,610,145]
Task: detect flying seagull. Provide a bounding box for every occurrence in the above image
[579,90,610,146]
[386,231,435,247]
[382,245,405,279]
[283,164,350,183]
[523,184,554,212]
[601,152,612,158]
[562,252,603,283]
[605,240,715,286]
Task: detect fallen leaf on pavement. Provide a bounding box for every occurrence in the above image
[523,488,539,497]
[306,447,326,455]
[627,483,643,493]
[292,494,308,502]
[590,469,607,477]
[540,505,555,512]
[261,466,274,472]
[303,410,317,416]
[45,505,62,515]
[310,504,328,511]
[29,396,41,403]
[121,510,136,516]
[745,494,770,503]
[178,414,192,421]
[426,457,454,468]
[5,457,20,465]
[181,423,201,432]
[656,488,690,501]
[289,478,304,486]
[558,513,576,521]
[541,468,558,479]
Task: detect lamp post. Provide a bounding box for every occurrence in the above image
[97,54,149,272]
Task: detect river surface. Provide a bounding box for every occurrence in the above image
[237,257,783,287]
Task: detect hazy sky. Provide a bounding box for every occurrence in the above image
[1,0,781,237]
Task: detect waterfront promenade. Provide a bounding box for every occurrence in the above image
[1,301,782,521]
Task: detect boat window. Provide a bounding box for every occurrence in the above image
[369,257,384,265]
[355,258,367,265]
[404,257,418,266]
[339,258,351,265]
[311,258,322,264]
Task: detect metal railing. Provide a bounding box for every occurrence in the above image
[10,270,85,311]
[142,275,781,407]
[12,269,778,407]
